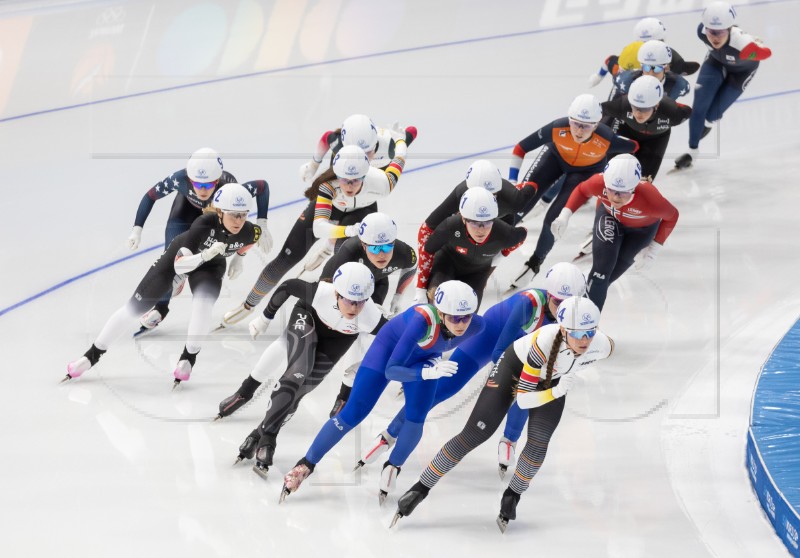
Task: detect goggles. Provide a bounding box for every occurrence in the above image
[568,118,597,131]
[339,177,364,186]
[191,180,217,190]
[706,28,728,37]
[366,243,394,254]
[641,64,665,74]
[566,328,597,340]
[464,218,494,229]
[337,294,367,307]
[224,211,249,220]
[444,313,473,324]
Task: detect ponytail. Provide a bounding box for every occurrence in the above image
[304,167,337,200]
[542,330,564,390]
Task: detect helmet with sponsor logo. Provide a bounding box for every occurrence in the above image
[634,17,667,41]
[556,296,600,331]
[465,159,503,193]
[568,94,602,124]
[212,183,253,213]
[357,212,397,245]
[459,187,498,222]
[332,145,370,180]
[187,147,223,183]
[332,261,375,302]
[341,114,378,152]
[628,75,664,109]
[702,1,736,30]
[603,154,642,193]
[433,280,478,316]
[543,262,587,300]
[637,39,672,66]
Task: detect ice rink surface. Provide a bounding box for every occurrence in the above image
[1,1,799,556]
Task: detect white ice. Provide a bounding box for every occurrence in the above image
[1,1,798,556]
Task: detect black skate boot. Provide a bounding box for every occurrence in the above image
[216,375,262,420]
[390,481,430,527]
[700,125,713,140]
[673,152,693,170]
[279,457,315,503]
[329,383,351,418]
[509,255,542,291]
[496,487,521,533]
[233,428,260,465]
[253,434,277,480]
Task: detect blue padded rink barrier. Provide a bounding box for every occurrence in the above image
[749,321,800,556]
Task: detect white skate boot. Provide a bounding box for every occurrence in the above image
[354,430,396,470]
[379,461,401,505]
[497,436,517,479]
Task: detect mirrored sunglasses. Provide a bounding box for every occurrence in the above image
[568,118,596,131]
[337,294,367,307]
[445,313,473,324]
[566,328,597,340]
[225,211,249,220]
[464,218,493,229]
[366,243,394,254]
[191,180,217,190]
[641,64,665,74]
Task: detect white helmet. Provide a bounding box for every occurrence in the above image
[212,183,253,213]
[568,94,602,124]
[556,296,600,331]
[332,145,370,180]
[702,1,736,30]
[628,75,664,109]
[603,154,642,193]
[341,114,378,152]
[633,17,667,41]
[332,262,375,302]
[637,40,672,66]
[433,280,478,316]
[465,159,503,193]
[459,188,498,221]
[187,147,223,183]
[543,263,587,300]
[357,212,397,245]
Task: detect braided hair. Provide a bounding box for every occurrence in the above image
[542,329,564,390]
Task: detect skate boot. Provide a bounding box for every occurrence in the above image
[329,383,351,418]
[496,488,521,533]
[171,274,187,297]
[303,243,333,272]
[253,434,277,480]
[172,346,197,389]
[216,376,262,420]
[63,344,106,382]
[510,255,542,290]
[134,304,170,337]
[354,430,396,470]
[701,122,713,140]
[497,437,517,480]
[215,302,253,331]
[378,460,401,505]
[234,429,260,465]
[279,457,315,503]
[673,149,697,171]
[390,481,430,527]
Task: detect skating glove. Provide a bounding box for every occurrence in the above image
[588,71,605,87]
[413,287,429,304]
[248,314,272,339]
[344,223,361,237]
[552,372,579,398]
[227,254,245,280]
[634,241,662,271]
[201,241,227,261]
[299,160,320,182]
[389,293,404,316]
[256,218,273,255]
[421,359,458,380]
[127,226,143,250]
[550,208,573,240]
[740,41,772,61]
